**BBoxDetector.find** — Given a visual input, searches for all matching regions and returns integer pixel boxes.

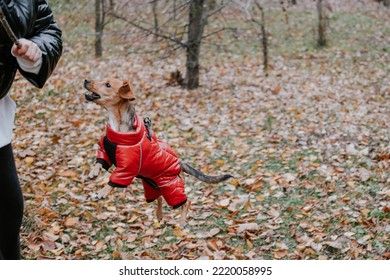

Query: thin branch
[111,11,188,49]
[205,0,234,18]
[202,27,238,41]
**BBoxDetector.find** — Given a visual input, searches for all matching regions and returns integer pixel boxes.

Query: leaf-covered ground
[11,1,389,259]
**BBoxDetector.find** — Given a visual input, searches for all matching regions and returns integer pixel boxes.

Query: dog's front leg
[88,162,102,179]
[88,162,114,201]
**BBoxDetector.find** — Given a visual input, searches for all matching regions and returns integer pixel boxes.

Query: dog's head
[83,78,135,108]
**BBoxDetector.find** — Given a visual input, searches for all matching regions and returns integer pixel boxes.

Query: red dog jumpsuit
[95,114,187,208]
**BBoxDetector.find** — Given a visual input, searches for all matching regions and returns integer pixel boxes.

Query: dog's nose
[84,79,90,84]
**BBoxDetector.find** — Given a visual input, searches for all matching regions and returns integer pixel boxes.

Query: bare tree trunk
[317,0,327,47]
[95,0,104,57]
[257,3,268,75]
[152,0,159,40]
[252,1,269,75]
[185,0,207,90]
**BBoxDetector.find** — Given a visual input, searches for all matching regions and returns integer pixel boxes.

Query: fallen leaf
[42,231,59,242]
[361,209,370,216]
[274,249,288,259]
[173,227,186,237]
[207,240,220,251]
[218,198,230,207]
[58,170,78,177]
[346,144,359,156]
[95,241,105,251]
[124,234,137,243]
[209,228,221,237]
[112,250,121,259]
[357,234,372,245]
[64,217,79,228]
[272,84,281,95]
[237,223,259,233]
[231,179,240,187]
[358,167,371,182]
[25,157,34,166]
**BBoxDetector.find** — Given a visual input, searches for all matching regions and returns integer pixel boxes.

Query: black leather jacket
[0,0,62,99]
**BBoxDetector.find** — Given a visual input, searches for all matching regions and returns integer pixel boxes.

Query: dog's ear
[118,81,135,101]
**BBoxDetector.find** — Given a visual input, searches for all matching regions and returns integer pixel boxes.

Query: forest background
[12,0,389,259]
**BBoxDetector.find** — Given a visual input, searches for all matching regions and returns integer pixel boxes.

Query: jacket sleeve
[19,0,63,88]
[108,166,136,189]
[0,0,62,88]
[108,146,139,188]
[96,136,112,170]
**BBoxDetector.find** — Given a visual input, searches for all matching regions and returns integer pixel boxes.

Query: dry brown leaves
[10,1,390,260]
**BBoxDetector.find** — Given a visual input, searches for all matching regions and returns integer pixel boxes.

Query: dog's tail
[180,162,233,184]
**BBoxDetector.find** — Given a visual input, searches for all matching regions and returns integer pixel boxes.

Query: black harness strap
[143,117,153,141]
[138,117,160,189]
[103,136,117,166]
[136,175,160,190]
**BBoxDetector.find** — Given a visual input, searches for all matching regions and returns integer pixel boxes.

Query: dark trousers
[0,143,23,259]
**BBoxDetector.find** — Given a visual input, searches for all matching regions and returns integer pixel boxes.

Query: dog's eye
[105,83,111,88]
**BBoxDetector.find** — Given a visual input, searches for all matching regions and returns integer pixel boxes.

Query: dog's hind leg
[179,201,191,226]
[156,197,163,221]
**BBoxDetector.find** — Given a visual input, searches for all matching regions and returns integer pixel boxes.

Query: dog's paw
[91,192,100,202]
[88,163,102,180]
[91,185,114,201]
[88,173,98,180]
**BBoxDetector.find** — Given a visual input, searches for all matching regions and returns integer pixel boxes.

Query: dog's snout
[84,79,93,91]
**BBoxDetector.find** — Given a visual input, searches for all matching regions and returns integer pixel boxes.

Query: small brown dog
[84,78,232,224]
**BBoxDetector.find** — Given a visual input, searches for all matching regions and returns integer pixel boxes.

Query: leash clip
[144,117,153,141]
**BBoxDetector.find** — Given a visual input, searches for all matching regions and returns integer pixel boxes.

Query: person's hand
[11,38,42,63]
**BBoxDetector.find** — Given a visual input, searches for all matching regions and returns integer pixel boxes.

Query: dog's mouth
[83,81,101,101]
[84,91,101,101]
